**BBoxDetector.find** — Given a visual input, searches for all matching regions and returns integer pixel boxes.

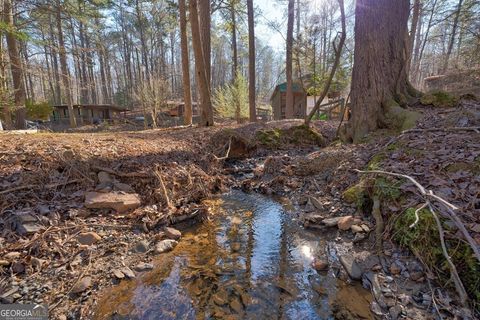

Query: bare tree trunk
[247,0,256,122]
[414,0,437,86]
[411,1,423,78]
[285,0,295,119]
[85,32,97,104]
[198,0,211,87]
[230,1,238,81]
[305,0,345,126]
[48,15,62,104]
[442,0,463,73]
[190,0,213,126]
[135,0,149,80]
[56,0,77,127]
[407,0,421,71]
[344,0,415,142]
[0,32,13,128]
[4,0,27,129]
[179,0,193,125]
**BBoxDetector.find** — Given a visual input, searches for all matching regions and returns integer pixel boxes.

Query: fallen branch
[429,203,468,305]
[154,166,172,208]
[402,126,480,134]
[0,179,84,195]
[355,169,471,304]
[354,169,480,264]
[214,137,232,161]
[409,202,428,228]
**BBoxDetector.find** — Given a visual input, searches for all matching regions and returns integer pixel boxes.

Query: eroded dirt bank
[1,98,479,319]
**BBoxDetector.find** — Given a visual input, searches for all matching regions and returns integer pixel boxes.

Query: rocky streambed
[94,190,373,319]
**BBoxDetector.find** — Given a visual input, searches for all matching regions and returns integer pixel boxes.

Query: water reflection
[95,190,372,320]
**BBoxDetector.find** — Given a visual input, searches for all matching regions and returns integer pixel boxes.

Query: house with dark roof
[270,82,307,120]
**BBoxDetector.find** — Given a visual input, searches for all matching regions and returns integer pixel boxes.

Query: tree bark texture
[285,0,295,119]
[4,0,26,129]
[190,0,214,126]
[346,0,416,143]
[247,0,256,122]
[179,0,193,125]
[56,0,77,128]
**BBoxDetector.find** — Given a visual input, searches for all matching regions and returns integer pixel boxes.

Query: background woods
[0,0,478,129]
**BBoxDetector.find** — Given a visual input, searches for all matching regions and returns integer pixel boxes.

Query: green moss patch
[394,208,480,304]
[420,91,459,108]
[255,125,325,149]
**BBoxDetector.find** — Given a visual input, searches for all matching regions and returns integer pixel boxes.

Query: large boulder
[84,192,141,213]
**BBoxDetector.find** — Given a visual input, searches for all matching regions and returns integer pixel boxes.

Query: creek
[95,190,372,319]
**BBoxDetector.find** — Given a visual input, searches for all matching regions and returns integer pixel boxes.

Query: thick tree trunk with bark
[56,1,77,128]
[247,0,256,122]
[285,0,295,119]
[179,0,193,125]
[344,0,418,143]
[4,0,26,129]
[190,0,214,126]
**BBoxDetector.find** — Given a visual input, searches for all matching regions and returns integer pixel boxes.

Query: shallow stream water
[95,190,372,319]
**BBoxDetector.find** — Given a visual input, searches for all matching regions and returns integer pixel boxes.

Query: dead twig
[213,137,232,161]
[409,202,428,228]
[429,203,468,305]
[154,166,172,208]
[0,179,83,195]
[354,169,480,263]
[402,126,480,134]
[355,169,478,305]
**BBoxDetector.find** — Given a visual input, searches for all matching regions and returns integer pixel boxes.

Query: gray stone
[120,267,136,279]
[339,255,363,280]
[154,239,178,254]
[321,217,342,227]
[37,205,50,215]
[12,214,44,236]
[389,305,403,320]
[85,191,141,213]
[134,240,149,253]
[76,232,101,246]
[112,269,125,279]
[113,182,135,193]
[353,232,367,243]
[134,263,154,272]
[370,301,383,316]
[308,196,324,210]
[164,227,182,240]
[351,225,363,233]
[98,171,113,184]
[71,277,92,294]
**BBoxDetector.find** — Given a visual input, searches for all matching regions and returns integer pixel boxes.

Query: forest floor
[0,98,479,319]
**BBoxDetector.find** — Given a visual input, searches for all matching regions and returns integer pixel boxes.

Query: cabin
[166,101,200,117]
[52,104,126,125]
[270,82,307,120]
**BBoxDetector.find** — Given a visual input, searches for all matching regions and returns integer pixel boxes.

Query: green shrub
[214,74,248,120]
[26,100,53,120]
